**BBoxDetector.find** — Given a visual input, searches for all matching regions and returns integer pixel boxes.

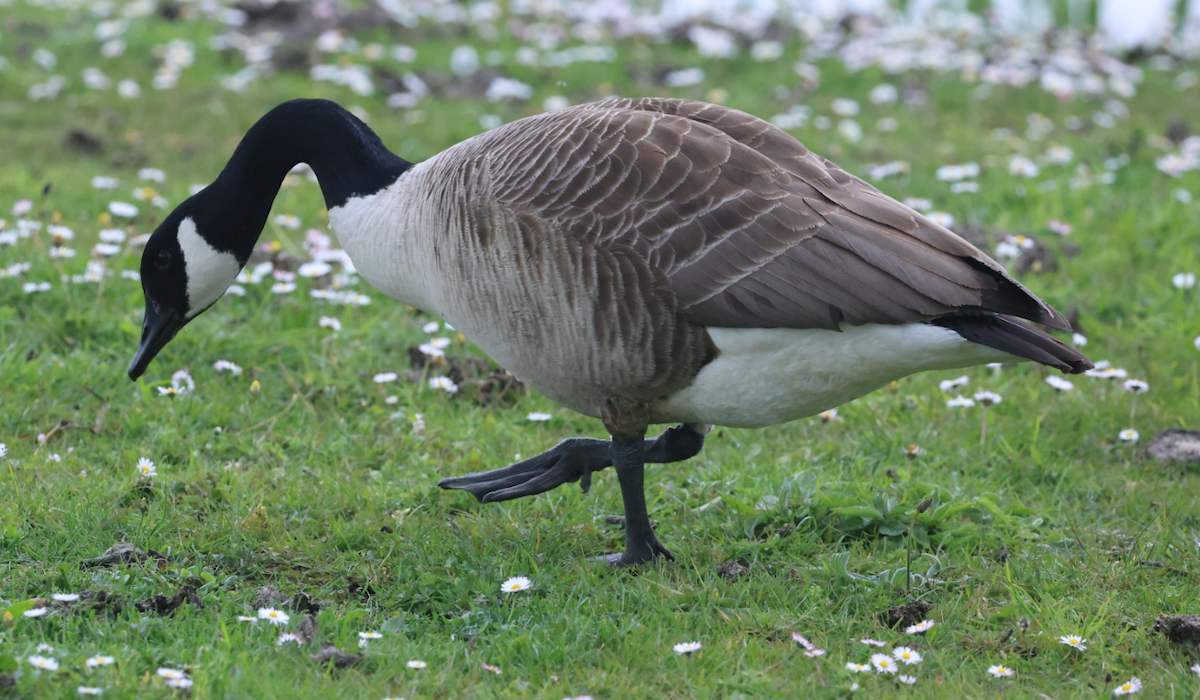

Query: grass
[3,2,1200,698]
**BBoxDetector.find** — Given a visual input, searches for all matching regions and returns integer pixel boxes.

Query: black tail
[932,313,1093,374]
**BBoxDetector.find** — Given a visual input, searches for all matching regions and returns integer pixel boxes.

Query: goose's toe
[438,437,611,502]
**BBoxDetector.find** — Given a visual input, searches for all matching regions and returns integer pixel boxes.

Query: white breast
[653,323,1016,429]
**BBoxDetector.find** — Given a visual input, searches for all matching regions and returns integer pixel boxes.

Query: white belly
[653,324,1015,428]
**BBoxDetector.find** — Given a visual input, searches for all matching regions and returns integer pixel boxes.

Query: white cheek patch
[177,216,241,318]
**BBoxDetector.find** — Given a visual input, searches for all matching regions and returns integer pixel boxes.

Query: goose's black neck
[199,99,411,259]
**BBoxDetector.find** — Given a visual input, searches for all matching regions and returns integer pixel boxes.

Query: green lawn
[3,2,1200,698]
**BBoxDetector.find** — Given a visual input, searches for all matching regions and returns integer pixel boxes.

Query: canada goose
[129,97,1091,566]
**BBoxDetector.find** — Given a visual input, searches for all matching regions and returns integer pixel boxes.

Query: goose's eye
[155,250,171,269]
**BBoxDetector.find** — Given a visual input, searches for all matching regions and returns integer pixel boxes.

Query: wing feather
[482,98,1070,331]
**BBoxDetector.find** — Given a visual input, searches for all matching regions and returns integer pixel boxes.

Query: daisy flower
[213,360,243,375]
[136,458,157,477]
[277,633,302,646]
[319,316,342,331]
[422,321,440,333]
[156,668,185,680]
[939,375,969,391]
[238,615,256,621]
[792,632,815,650]
[1112,677,1141,695]
[24,607,49,618]
[905,444,922,458]
[893,647,922,664]
[28,655,58,671]
[257,607,289,625]
[481,662,502,674]
[1046,376,1074,391]
[973,390,1002,406]
[501,576,531,592]
[271,282,296,294]
[36,643,54,653]
[818,408,837,421]
[1118,429,1139,442]
[52,593,80,602]
[1058,634,1087,650]
[1123,379,1149,393]
[804,649,826,657]
[899,675,917,684]
[77,687,104,695]
[526,412,553,421]
[871,653,898,674]
[845,662,870,673]
[358,631,383,640]
[946,396,976,408]
[905,620,936,635]
[1190,663,1200,677]
[165,678,193,689]
[987,665,1015,678]
[1173,273,1196,289]
[429,376,458,393]
[86,656,115,667]
[860,639,886,647]
[108,201,139,218]
[407,660,427,669]
[373,372,398,383]
[673,642,702,655]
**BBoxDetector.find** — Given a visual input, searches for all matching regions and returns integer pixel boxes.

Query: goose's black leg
[438,423,705,503]
[601,435,673,566]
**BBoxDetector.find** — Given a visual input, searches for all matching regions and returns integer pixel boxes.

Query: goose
[129,97,1092,566]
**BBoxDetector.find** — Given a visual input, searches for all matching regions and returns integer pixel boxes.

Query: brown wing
[482,97,1070,332]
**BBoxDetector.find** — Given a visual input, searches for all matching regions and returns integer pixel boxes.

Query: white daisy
[406,659,427,669]
[1059,634,1087,650]
[24,607,49,618]
[52,593,79,602]
[276,633,302,646]
[429,376,458,393]
[165,678,193,689]
[987,665,1014,678]
[108,201,138,218]
[871,653,898,674]
[319,316,342,331]
[28,655,58,670]
[1123,379,1149,393]
[804,649,826,657]
[481,662,502,674]
[791,632,815,650]
[1118,429,1140,442]
[946,396,976,408]
[818,408,838,421]
[501,576,531,593]
[237,616,255,622]
[845,662,870,673]
[973,391,1002,406]
[85,656,115,667]
[358,632,383,640]
[860,639,886,647]
[673,641,702,655]
[1046,376,1074,391]
[422,321,440,333]
[1172,273,1196,289]
[526,412,552,421]
[77,687,104,695]
[136,458,157,477]
[905,620,936,635]
[892,647,922,664]
[899,675,917,684]
[1112,677,1141,695]
[938,375,969,391]
[156,668,185,680]
[373,372,398,383]
[257,607,289,625]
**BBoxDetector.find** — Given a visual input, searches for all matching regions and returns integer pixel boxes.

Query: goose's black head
[129,197,244,380]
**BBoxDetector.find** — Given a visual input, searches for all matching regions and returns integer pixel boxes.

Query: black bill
[128,302,183,380]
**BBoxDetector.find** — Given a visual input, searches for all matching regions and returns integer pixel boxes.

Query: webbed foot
[438,437,610,503]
